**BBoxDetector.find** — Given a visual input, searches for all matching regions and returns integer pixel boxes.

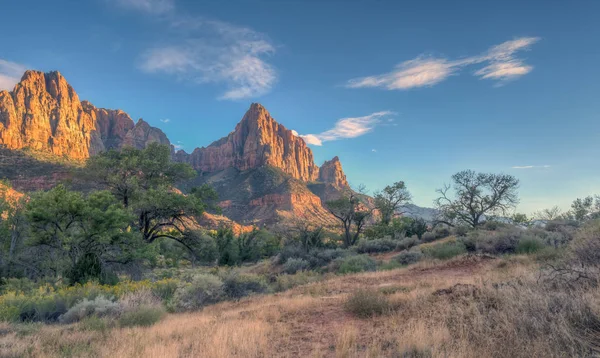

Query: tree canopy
[435,170,519,228]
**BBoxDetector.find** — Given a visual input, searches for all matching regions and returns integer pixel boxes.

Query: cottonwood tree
[85,143,219,258]
[25,185,144,282]
[374,181,412,225]
[326,191,372,247]
[434,170,519,228]
[86,143,195,207]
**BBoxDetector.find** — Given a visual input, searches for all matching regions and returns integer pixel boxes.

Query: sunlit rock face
[0,70,170,159]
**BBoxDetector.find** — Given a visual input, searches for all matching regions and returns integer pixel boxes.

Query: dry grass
[1,254,599,357]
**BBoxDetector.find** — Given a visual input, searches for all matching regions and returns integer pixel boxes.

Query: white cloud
[291,130,299,136]
[298,111,394,146]
[131,5,277,100]
[0,59,27,91]
[346,37,539,90]
[112,0,174,14]
[347,57,455,90]
[512,165,551,169]
[371,149,377,152]
[159,118,171,123]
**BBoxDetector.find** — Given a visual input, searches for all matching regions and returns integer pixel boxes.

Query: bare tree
[374,181,412,225]
[434,170,519,228]
[533,206,563,221]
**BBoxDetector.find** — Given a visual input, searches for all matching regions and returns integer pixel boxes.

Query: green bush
[433,227,451,239]
[283,258,310,274]
[276,244,306,265]
[472,228,522,254]
[396,236,419,251]
[393,251,423,265]
[422,241,466,260]
[517,237,545,254]
[335,255,377,274]
[421,232,437,243]
[344,289,391,318]
[172,274,224,312]
[59,296,119,324]
[220,272,268,300]
[272,272,323,292]
[453,226,470,237]
[151,279,178,302]
[355,238,398,254]
[308,248,351,268]
[118,305,165,328]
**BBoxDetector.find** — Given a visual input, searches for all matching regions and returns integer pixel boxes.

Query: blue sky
[1,0,599,214]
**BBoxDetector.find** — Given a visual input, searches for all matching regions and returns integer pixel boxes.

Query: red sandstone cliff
[176,103,320,182]
[0,70,170,159]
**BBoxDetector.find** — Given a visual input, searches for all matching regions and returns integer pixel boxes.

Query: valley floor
[4,253,593,358]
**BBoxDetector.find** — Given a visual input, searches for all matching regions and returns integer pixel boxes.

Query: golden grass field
[1,254,598,358]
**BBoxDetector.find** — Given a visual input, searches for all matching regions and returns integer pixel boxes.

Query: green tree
[374,181,412,225]
[435,170,519,228]
[85,143,195,207]
[25,185,143,283]
[511,213,532,227]
[85,144,218,259]
[326,192,372,248]
[406,218,428,240]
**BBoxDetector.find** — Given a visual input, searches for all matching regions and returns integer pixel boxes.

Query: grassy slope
[3,252,585,358]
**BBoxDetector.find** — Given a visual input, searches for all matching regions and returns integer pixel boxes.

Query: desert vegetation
[1,144,600,357]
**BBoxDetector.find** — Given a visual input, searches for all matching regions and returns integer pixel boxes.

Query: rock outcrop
[177,103,320,182]
[0,70,169,159]
[318,156,349,188]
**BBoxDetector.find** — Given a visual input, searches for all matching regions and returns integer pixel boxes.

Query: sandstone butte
[0,70,349,190]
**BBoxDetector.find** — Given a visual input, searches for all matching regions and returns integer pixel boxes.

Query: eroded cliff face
[0,70,169,159]
[318,156,349,188]
[179,103,320,182]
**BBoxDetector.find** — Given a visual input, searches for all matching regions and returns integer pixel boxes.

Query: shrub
[422,241,466,260]
[308,248,351,268]
[517,237,545,254]
[355,238,398,254]
[393,251,423,266]
[59,296,119,324]
[433,227,451,239]
[150,279,178,302]
[453,226,470,237]
[283,258,310,274]
[272,272,323,292]
[276,243,306,265]
[172,274,224,312]
[118,305,165,328]
[421,232,437,243]
[344,289,391,318]
[473,228,522,254]
[396,236,419,251]
[335,255,377,274]
[220,272,268,300]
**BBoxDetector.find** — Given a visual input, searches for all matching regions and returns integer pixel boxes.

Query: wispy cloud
[159,118,171,123]
[512,165,551,169]
[112,0,174,14]
[346,37,539,90]
[371,149,377,152]
[298,111,394,146]
[116,0,277,100]
[0,59,27,91]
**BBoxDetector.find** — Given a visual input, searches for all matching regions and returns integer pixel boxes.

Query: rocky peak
[122,118,171,150]
[0,70,170,159]
[180,103,320,182]
[319,156,349,188]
